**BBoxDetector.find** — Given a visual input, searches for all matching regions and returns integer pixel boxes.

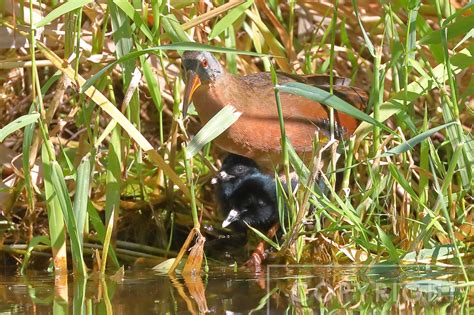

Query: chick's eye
[234,166,244,174]
[200,59,208,68]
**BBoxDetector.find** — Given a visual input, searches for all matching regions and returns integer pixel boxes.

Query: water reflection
[0,265,472,314]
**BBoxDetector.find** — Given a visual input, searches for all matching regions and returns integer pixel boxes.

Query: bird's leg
[244,223,280,271]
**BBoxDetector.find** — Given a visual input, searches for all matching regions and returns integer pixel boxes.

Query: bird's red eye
[201,59,208,68]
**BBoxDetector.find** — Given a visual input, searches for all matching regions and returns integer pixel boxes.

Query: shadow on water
[1,265,473,314]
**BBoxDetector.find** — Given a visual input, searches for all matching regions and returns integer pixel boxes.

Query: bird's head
[182,51,224,117]
[211,154,260,185]
[222,193,277,230]
[221,175,278,230]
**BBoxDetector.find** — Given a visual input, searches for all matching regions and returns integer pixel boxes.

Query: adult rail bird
[182,51,368,165]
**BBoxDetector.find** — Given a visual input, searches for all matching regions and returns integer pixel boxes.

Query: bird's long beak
[222,209,240,228]
[183,70,201,118]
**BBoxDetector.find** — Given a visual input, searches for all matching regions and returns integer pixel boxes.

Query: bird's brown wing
[319,85,369,111]
[276,72,369,111]
[237,72,368,114]
[281,73,352,87]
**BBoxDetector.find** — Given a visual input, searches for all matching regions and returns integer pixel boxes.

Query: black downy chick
[222,174,279,232]
[212,154,261,219]
[213,154,279,233]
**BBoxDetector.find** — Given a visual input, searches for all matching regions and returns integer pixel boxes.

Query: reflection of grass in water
[2,267,472,313]
[0,1,472,281]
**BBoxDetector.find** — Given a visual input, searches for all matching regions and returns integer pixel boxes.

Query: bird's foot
[244,241,267,272]
[244,223,280,272]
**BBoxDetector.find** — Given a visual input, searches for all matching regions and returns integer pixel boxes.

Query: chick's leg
[244,223,280,271]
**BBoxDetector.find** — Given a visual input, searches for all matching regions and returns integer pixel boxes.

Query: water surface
[1,265,472,314]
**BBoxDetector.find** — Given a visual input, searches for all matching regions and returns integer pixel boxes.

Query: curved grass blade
[375,224,401,263]
[419,14,474,45]
[351,0,375,57]
[246,223,281,250]
[0,113,40,142]
[34,0,93,28]
[73,155,91,247]
[42,145,68,274]
[51,161,87,276]
[186,105,241,159]
[209,0,253,40]
[20,236,51,275]
[100,206,115,275]
[277,82,394,135]
[87,202,120,267]
[382,121,458,157]
[182,0,247,31]
[388,164,419,201]
[82,42,269,91]
[112,0,153,41]
[454,28,474,50]
[162,14,192,43]
[246,8,291,72]
[287,138,310,182]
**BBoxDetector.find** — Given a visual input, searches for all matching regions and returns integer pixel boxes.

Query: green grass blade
[72,277,87,315]
[277,82,394,135]
[41,144,68,274]
[104,126,121,238]
[34,0,93,28]
[454,28,474,50]
[140,53,163,113]
[406,2,420,60]
[375,224,401,263]
[246,223,281,250]
[20,236,51,275]
[101,206,115,275]
[22,107,37,225]
[287,138,310,182]
[111,0,153,41]
[182,145,199,228]
[387,164,419,202]
[72,155,91,247]
[186,105,241,158]
[82,43,268,91]
[440,143,464,200]
[382,121,458,157]
[419,14,474,45]
[0,113,40,142]
[51,161,87,276]
[22,73,62,216]
[109,0,134,79]
[162,14,192,42]
[351,0,375,57]
[208,0,253,40]
[87,202,120,267]
[430,149,469,281]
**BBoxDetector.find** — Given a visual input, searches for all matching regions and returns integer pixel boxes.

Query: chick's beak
[222,209,240,228]
[183,70,201,118]
[218,171,234,180]
[211,171,235,185]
